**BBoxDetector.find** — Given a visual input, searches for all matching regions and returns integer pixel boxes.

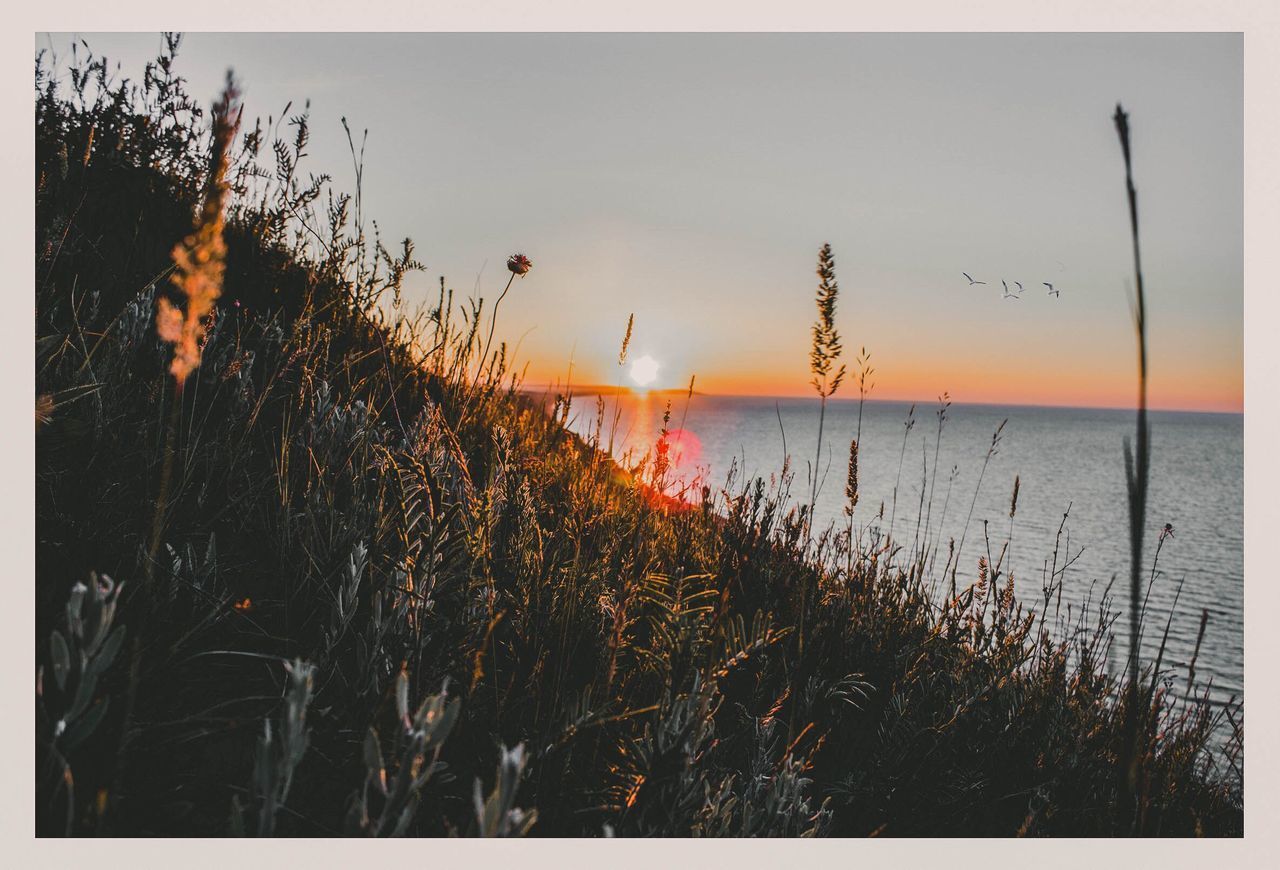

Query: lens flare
[664,428,702,470]
[629,355,660,387]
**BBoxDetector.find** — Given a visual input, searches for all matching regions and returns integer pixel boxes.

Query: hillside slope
[34,40,1241,837]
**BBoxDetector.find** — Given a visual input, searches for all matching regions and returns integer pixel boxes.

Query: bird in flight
[1001,279,1021,300]
[963,272,986,286]
[1044,282,1060,297]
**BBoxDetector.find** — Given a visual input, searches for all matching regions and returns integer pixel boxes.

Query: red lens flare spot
[664,428,702,470]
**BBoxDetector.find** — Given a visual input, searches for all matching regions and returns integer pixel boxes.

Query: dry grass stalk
[1114,102,1152,830]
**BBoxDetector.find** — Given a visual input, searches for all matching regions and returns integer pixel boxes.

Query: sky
[43,32,1243,412]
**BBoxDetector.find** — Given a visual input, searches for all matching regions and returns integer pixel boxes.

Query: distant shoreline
[521,384,706,398]
[518,385,1241,416]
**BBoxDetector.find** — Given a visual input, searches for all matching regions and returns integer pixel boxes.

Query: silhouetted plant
[346,673,461,836]
[231,659,315,836]
[36,573,126,835]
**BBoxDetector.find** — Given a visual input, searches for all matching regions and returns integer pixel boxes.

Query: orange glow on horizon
[695,367,1243,413]
[523,359,1242,414]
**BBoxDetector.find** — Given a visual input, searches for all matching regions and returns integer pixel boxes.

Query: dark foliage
[34,38,1241,837]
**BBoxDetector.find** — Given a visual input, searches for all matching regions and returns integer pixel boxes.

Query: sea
[560,392,1244,714]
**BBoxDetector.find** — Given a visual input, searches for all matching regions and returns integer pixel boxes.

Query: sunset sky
[46,32,1243,412]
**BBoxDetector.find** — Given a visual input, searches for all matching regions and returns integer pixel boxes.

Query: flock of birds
[963,272,1061,300]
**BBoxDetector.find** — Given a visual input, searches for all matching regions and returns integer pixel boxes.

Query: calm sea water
[563,393,1243,711]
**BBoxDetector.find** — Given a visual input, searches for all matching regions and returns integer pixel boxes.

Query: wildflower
[507,253,532,276]
[157,75,241,387]
[477,252,534,385]
[1159,523,1175,542]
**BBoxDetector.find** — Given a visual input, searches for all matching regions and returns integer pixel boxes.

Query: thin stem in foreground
[1114,101,1151,833]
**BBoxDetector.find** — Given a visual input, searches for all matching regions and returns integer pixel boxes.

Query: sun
[629,354,660,388]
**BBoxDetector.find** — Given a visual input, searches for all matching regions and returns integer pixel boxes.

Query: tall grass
[802,243,846,659]
[1113,102,1153,833]
[806,242,847,538]
[33,39,1240,837]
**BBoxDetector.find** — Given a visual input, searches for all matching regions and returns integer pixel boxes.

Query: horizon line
[520,383,1243,416]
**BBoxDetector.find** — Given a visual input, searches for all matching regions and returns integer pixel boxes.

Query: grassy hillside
[34,38,1241,837]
